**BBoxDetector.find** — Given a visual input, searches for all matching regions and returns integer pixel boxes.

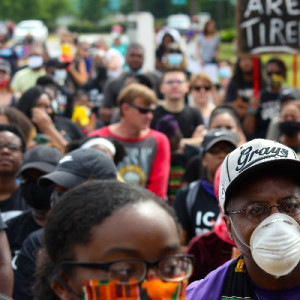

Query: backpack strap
[186,180,201,218]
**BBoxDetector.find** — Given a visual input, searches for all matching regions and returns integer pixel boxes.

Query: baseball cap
[0,60,11,74]
[18,145,63,175]
[279,87,300,102]
[219,139,300,212]
[45,58,69,69]
[202,129,239,153]
[39,148,117,188]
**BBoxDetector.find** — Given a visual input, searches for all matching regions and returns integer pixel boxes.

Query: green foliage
[0,0,71,24]
[219,28,236,43]
[68,20,126,33]
[82,0,109,23]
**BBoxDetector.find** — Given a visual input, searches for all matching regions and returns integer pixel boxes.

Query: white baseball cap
[219,139,300,212]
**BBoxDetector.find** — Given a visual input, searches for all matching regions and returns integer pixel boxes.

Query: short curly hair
[0,123,26,152]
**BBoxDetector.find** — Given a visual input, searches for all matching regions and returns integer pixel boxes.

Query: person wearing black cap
[173,128,238,245]
[5,145,62,266]
[44,58,69,84]
[39,147,117,191]
[13,148,117,300]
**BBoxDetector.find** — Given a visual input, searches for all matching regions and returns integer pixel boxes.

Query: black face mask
[279,121,300,137]
[21,179,53,209]
[50,189,65,205]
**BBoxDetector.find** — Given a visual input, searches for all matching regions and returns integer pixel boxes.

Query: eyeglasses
[207,144,235,155]
[0,142,22,152]
[128,102,155,114]
[60,254,193,285]
[163,80,186,85]
[193,86,211,92]
[225,199,300,222]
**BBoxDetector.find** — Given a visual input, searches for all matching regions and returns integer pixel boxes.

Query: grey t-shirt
[198,34,220,64]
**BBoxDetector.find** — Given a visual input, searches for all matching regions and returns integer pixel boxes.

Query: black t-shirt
[225,78,254,103]
[0,187,28,222]
[173,180,220,242]
[255,90,280,138]
[13,228,43,300]
[6,210,41,263]
[151,105,204,138]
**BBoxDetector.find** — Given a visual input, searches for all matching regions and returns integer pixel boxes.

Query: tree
[0,0,71,23]
[81,0,108,22]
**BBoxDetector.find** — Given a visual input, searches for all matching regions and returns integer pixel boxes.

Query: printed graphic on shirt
[260,100,280,120]
[194,210,221,236]
[117,147,153,186]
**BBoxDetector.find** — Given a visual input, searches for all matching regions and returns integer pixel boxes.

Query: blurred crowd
[0,17,299,300]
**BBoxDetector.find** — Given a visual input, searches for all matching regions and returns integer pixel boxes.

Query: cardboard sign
[237,0,300,54]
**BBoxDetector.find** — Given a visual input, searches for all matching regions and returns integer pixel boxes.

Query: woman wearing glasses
[34,180,192,300]
[189,73,216,129]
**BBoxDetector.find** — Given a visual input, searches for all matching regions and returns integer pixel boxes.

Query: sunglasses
[267,71,282,76]
[128,102,155,114]
[193,86,211,91]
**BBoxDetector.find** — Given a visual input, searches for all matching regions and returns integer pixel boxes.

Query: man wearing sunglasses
[89,83,170,200]
[151,69,204,145]
[187,138,300,299]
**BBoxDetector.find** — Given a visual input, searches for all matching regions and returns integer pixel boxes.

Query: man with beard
[5,145,62,268]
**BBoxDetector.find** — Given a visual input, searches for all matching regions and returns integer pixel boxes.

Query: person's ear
[159,83,165,95]
[121,103,130,115]
[224,214,234,241]
[202,153,207,168]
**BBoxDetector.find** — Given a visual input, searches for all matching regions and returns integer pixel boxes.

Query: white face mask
[28,55,44,69]
[53,69,67,84]
[250,213,300,277]
[231,213,300,278]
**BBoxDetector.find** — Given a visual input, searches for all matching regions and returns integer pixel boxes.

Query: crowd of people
[0,18,299,300]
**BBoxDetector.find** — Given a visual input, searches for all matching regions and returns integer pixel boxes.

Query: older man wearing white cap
[187,138,300,299]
